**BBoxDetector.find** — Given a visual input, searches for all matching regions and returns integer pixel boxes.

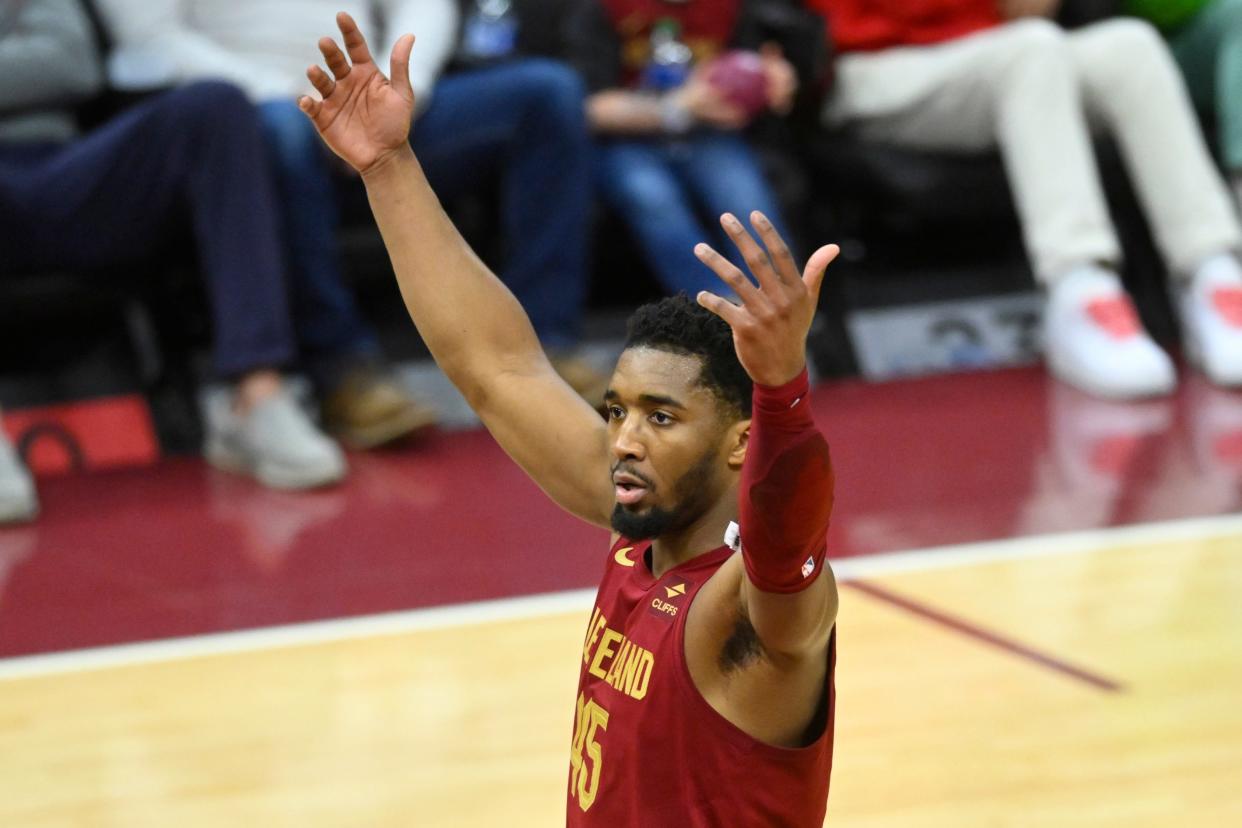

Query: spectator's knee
[612,164,680,207]
[180,80,253,119]
[1004,17,1068,52]
[989,18,1072,86]
[148,81,256,147]
[259,102,324,169]
[513,58,587,120]
[1081,18,1177,90]
[1090,17,1166,57]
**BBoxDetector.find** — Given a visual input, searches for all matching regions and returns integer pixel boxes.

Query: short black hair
[623,294,752,418]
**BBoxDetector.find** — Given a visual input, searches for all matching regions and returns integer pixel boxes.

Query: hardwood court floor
[0,521,1238,827]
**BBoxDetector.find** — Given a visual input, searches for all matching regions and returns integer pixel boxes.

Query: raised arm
[695,215,840,658]
[299,14,613,527]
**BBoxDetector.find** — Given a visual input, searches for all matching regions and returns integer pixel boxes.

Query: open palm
[299,12,416,174]
[694,212,840,387]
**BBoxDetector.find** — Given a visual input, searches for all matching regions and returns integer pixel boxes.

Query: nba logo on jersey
[802,556,816,579]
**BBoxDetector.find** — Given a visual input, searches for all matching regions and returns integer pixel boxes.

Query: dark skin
[605,347,745,572]
[606,348,835,747]
[298,13,840,749]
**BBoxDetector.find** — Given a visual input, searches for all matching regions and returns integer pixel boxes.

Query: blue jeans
[413,59,592,350]
[1,82,296,378]
[259,99,380,377]
[596,133,792,298]
[259,58,592,360]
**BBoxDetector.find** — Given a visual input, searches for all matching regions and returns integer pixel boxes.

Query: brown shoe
[550,353,611,411]
[321,369,438,449]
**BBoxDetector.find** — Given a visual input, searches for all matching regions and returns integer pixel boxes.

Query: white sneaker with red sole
[1180,256,1242,388]
[1044,267,1176,400]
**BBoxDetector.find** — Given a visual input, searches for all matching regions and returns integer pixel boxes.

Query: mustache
[610,462,655,489]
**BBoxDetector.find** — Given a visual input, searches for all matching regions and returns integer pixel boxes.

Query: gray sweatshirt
[96,0,458,111]
[0,0,104,143]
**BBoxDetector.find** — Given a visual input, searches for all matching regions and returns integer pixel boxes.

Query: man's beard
[610,448,719,540]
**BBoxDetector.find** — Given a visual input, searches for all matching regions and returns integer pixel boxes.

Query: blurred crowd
[2,0,1242,523]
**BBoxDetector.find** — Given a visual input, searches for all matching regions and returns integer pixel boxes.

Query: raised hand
[694,213,840,387]
[299,12,416,174]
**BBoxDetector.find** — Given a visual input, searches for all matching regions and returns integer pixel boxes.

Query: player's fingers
[802,244,841,299]
[319,36,351,80]
[390,34,416,99]
[749,211,801,288]
[306,64,335,99]
[337,11,375,66]
[298,94,322,120]
[696,290,746,328]
[720,213,782,291]
[694,242,763,306]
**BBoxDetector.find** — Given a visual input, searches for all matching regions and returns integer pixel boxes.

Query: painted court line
[829,511,1242,581]
[0,588,597,682]
[844,580,1124,693]
[0,512,1237,682]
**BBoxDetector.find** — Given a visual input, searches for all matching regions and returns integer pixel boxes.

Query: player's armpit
[743,565,838,662]
[469,358,616,531]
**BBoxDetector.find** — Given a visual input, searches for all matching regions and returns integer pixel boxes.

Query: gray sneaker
[0,431,38,524]
[205,389,347,490]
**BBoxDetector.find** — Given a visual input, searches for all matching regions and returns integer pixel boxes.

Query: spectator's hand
[999,0,1062,19]
[760,43,798,116]
[299,12,415,175]
[694,212,840,387]
[673,68,750,131]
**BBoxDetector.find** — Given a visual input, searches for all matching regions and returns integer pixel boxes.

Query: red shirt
[601,0,742,87]
[567,536,836,826]
[809,0,1002,52]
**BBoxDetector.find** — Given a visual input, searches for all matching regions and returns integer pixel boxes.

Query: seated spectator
[0,0,346,523]
[99,0,609,408]
[811,0,1242,396]
[1125,1,1242,198]
[566,0,802,299]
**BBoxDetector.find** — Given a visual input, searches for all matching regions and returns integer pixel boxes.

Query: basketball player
[298,13,839,825]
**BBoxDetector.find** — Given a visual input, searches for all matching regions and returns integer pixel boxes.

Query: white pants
[824,18,1242,284]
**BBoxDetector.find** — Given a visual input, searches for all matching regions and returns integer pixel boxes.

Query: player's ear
[726,419,750,471]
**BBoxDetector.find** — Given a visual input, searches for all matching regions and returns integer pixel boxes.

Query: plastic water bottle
[641,19,693,92]
[461,0,519,62]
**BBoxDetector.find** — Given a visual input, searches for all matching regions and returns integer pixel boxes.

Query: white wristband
[660,95,694,135]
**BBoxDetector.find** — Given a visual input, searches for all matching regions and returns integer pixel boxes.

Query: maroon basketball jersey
[566,536,836,826]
